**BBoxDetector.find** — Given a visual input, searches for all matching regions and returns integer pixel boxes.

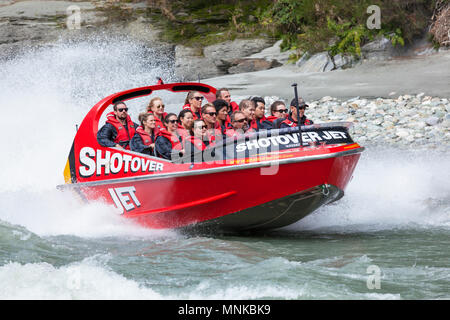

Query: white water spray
[0,37,177,238]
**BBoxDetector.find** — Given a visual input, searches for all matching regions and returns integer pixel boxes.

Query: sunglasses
[276,109,288,113]
[193,96,204,101]
[166,119,177,124]
[117,108,128,112]
[195,125,207,130]
[205,112,217,116]
[155,105,165,109]
[234,118,247,123]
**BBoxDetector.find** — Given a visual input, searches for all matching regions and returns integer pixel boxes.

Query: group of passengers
[97,88,313,161]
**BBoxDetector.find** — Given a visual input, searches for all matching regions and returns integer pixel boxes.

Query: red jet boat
[58,82,364,232]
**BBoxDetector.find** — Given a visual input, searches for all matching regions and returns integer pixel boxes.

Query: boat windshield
[175,122,355,164]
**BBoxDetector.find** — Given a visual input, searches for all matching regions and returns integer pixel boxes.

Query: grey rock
[296,52,333,73]
[227,58,282,74]
[425,116,440,126]
[203,38,273,63]
[174,45,221,81]
[248,39,294,65]
[295,52,310,68]
[361,36,406,60]
[332,53,358,69]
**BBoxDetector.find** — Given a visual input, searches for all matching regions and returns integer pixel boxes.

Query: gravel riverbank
[288,94,450,149]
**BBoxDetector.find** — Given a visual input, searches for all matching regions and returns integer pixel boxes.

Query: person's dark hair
[216,88,229,99]
[251,96,265,106]
[290,97,308,108]
[213,99,228,113]
[178,109,193,123]
[164,113,177,123]
[270,101,286,115]
[113,101,126,111]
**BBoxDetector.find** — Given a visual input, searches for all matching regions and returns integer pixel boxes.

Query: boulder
[174,38,276,79]
[174,45,222,81]
[361,36,406,60]
[247,39,295,65]
[203,38,273,64]
[227,58,282,74]
[296,52,333,73]
[332,53,358,69]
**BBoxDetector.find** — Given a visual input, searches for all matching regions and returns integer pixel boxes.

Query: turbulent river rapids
[0,37,448,299]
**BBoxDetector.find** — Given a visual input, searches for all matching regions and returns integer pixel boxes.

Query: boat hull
[68,150,361,231]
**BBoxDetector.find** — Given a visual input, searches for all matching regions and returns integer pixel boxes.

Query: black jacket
[154,134,185,161]
[130,131,156,156]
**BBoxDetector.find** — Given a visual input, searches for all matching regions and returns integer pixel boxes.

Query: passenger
[184,119,214,162]
[251,96,272,131]
[130,112,157,156]
[239,99,256,130]
[201,103,223,144]
[177,109,194,140]
[201,103,217,130]
[213,99,232,135]
[280,97,314,129]
[147,97,167,132]
[182,91,204,120]
[269,101,288,129]
[154,113,185,160]
[97,101,138,150]
[225,111,248,137]
[216,87,239,113]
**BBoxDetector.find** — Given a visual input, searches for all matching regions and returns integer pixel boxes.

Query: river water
[0,37,448,300]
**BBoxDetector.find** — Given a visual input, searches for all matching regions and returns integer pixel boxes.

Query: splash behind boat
[57,82,364,232]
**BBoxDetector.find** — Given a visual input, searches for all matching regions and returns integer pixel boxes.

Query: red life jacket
[216,119,232,135]
[230,101,239,112]
[281,116,313,127]
[177,126,192,141]
[147,110,167,133]
[106,112,136,149]
[182,104,202,120]
[135,126,155,146]
[225,128,246,138]
[158,128,183,150]
[248,119,258,130]
[265,115,279,123]
[304,118,313,125]
[185,135,209,152]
